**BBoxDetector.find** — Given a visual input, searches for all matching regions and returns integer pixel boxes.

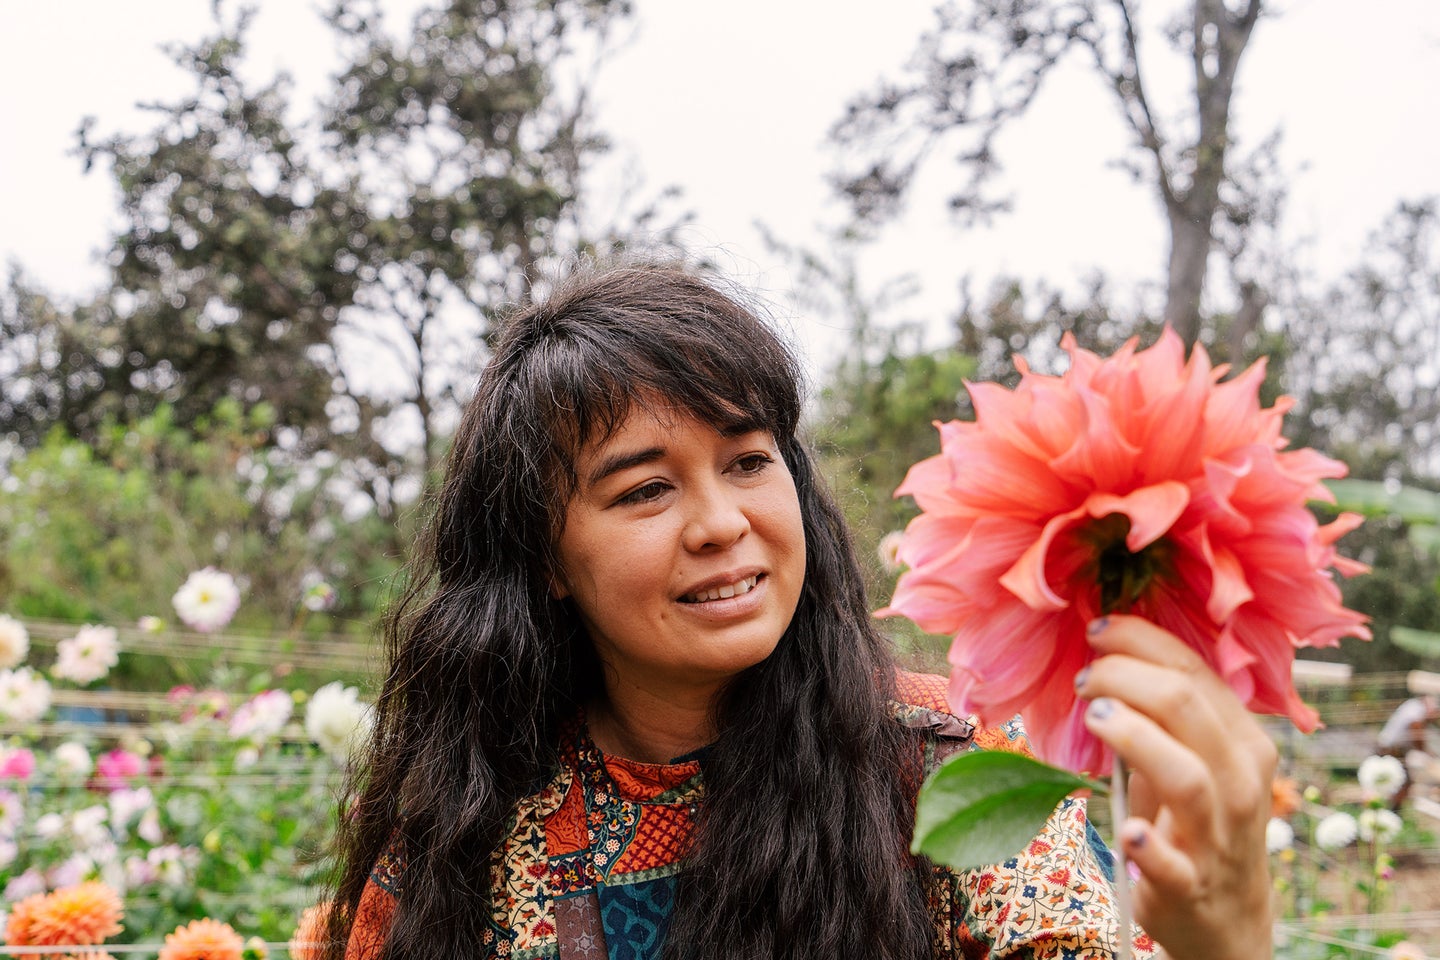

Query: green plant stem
[1111,756,1134,960]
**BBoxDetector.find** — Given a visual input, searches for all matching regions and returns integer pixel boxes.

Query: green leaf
[1391,625,1440,657]
[1409,523,1440,557]
[912,750,1107,870]
[1325,479,1440,524]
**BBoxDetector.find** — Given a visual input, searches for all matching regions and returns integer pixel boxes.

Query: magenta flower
[94,749,145,790]
[0,748,35,781]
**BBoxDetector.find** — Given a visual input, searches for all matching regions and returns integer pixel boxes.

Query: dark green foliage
[0,400,407,634]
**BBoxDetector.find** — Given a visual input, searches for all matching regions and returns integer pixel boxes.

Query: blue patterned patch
[1085,818,1116,884]
[597,876,677,960]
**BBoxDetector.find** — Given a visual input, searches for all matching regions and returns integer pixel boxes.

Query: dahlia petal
[947,435,1076,519]
[1231,448,1322,511]
[887,516,1041,633]
[1198,359,1278,460]
[1192,455,1254,538]
[1203,357,1270,456]
[1228,616,1322,732]
[1083,482,1190,552]
[1331,555,1370,578]
[876,574,977,637]
[933,516,1043,587]
[1194,524,1255,624]
[1137,336,1212,483]
[1274,447,1350,496]
[1213,627,1259,693]
[1317,513,1370,576]
[1049,387,1143,490]
[968,381,1061,463]
[947,603,1071,721]
[894,513,979,571]
[998,508,1088,611]
[895,450,961,512]
[1317,512,1365,544]
[1024,379,1089,461]
[1139,561,1231,673]
[1009,636,1102,773]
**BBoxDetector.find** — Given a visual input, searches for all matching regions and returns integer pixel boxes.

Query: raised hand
[1075,614,1277,960]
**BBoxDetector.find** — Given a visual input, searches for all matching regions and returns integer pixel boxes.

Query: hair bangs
[494,262,803,525]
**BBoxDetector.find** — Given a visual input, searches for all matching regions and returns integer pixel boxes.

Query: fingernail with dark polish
[1086,697,1115,720]
[1073,666,1090,690]
[1125,824,1147,849]
[1087,617,1109,636]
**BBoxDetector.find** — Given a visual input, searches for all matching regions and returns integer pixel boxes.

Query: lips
[679,572,763,604]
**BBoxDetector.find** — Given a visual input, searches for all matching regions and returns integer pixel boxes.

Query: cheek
[763,490,808,580]
[562,528,674,609]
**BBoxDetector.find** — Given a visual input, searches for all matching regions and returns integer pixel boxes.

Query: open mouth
[680,574,762,604]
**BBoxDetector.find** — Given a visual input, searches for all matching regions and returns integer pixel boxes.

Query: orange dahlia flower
[158,918,244,960]
[880,330,1370,774]
[3,881,123,948]
[1271,775,1303,818]
[288,902,331,960]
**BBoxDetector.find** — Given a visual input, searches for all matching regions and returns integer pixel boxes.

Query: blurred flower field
[0,573,367,957]
[6,578,1440,956]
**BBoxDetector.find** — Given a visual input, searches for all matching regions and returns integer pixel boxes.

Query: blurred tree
[18,14,360,456]
[1,0,675,514]
[319,0,666,487]
[1280,200,1440,486]
[830,0,1271,347]
[1,0,685,628]
[762,231,967,662]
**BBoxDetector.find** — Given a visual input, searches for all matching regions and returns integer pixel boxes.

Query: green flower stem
[1111,756,1134,960]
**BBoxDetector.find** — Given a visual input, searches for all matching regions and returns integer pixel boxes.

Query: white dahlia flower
[172,567,241,632]
[0,667,52,723]
[54,741,94,778]
[0,615,29,669]
[1358,754,1407,800]
[1358,807,1404,844]
[1265,818,1294,853]
[54,624,120,685]
[305,681,373,760]
[1315,811,1359,851]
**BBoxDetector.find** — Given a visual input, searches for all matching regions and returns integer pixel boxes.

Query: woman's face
[553,407,807,703]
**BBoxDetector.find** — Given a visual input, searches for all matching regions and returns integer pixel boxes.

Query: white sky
[1,0,1437,374]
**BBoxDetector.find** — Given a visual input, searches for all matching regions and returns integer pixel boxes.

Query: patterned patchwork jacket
[344,671,1156,960]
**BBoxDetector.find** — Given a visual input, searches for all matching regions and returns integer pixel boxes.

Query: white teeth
[685,575,758,603]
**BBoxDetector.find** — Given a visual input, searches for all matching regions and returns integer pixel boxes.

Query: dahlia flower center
[1084,513,1174,615]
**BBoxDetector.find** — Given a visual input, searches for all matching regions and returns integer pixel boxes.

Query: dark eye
[733,453,774,475]
[617,481,669,506]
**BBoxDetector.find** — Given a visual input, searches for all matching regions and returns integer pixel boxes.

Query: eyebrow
[581,420,773,489]
[586,446,666,488]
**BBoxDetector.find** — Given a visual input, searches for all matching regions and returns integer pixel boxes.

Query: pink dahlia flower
[879,330,1370,774]
[93,749,145,791]
[0,747,35,781]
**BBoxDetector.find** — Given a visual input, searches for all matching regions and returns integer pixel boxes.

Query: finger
[1083,695,1214,840]
[1128,769,1159,822]
[1077,653,1237,778]
[1086,615,1252,727]
[1119,816,1200,900]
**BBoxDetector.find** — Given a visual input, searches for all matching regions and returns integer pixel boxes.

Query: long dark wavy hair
[324,260,935,960]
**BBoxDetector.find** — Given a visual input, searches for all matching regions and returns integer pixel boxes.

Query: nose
[681,480,751,552]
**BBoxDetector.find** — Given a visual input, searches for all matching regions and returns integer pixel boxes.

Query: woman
[325,260,1275,960]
